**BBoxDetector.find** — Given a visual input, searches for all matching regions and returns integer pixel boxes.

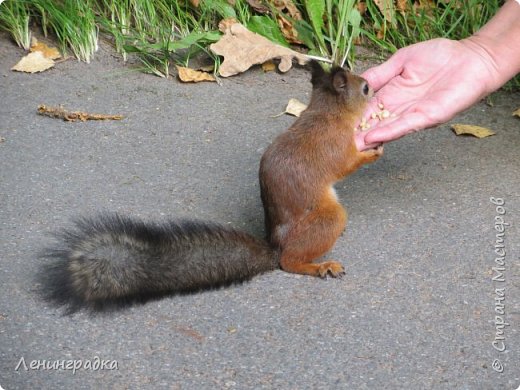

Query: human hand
[355,38,500,151]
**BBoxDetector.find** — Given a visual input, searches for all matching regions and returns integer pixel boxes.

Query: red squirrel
[38,61,382,312]
[260,61,383,277]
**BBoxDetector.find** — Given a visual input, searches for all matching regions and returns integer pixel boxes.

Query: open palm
[356,38,498,150]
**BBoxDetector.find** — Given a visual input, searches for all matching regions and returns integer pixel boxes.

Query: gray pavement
[1,34,519,389]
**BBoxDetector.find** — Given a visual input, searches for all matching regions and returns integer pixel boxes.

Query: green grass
[0,0,516,89]
[296,0,362,68]
[363,0,502,52]
[0,0,31,49]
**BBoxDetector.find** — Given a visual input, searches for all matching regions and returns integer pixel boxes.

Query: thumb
[361,51,405,92]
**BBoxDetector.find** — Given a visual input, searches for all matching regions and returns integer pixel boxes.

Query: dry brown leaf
[176,66,215,83]
[513,108,520,118]
[262,60,276,72]
[271,0,302,20]
[451,124,495,138]
[396,0,408,13]
[218,17,239,33]
[37,105,124,122]
[357,2,367,15]
[247,0,269,13]
[417,0,436,9]
[413,0,436,17]
[12,51,55,73]
[30,37,61,60]
[376,23,386,40]
[270,0,302,43]
[277,15,302,44]
[210,22,308,77]
[373,0,395,24]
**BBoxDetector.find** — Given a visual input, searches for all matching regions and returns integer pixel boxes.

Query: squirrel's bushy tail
[38,214,279,313]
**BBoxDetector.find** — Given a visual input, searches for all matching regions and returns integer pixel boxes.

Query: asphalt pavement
[1,34,519,389]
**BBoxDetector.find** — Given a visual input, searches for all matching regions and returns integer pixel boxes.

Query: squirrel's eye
[362,83,369,96]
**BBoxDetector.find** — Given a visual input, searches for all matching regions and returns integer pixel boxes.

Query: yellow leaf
[176,66,215,83]
[210,22,308,77]
[262,61,276,72]
[12,51,55,73]
[451,124,495,138]
[30,37,61,60]
[513,108,520,117]
[285,98,307,117]
[273,98,308,118]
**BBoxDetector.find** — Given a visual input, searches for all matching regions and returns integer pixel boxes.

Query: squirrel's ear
[331,68,348,92]
[309,60,327,87]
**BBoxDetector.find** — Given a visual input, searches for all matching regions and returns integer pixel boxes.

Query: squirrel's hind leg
[279,197,347,278]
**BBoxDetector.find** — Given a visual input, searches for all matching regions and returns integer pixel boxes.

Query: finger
[364,112,430,144]
[355,131,381,151]
[361,52,405,92]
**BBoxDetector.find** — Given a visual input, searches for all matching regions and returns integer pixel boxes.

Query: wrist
[459,37,506,95]
[462,0,520,93]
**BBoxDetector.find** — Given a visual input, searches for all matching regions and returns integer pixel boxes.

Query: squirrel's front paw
[361,145,383,163]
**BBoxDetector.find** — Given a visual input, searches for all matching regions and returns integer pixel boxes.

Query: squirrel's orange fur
[260,62,383,277]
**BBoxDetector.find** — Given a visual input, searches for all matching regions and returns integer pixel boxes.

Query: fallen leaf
[176,66,215,83]
[373,0,395,24]
[218,17,239,33]
[451,124,495,138]
[37,105,124,122]
[357,2,367,15]
[262,60,276,72]
[247,0,270,13]
[227,326,237,334]
[277,14,302,44]
[210,22,308,77]
[12,51,55,73]
[271,0,301,19]
[273,98,307,117]
[413,0,436,17]
[396,0,408,13]
[513,108,520,117]
[197,64,215,73]
[30,37,61,60]
[376,23,386,40]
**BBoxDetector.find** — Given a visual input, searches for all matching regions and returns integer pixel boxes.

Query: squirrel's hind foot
[281,260,345,278]
[318,261,345,278]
